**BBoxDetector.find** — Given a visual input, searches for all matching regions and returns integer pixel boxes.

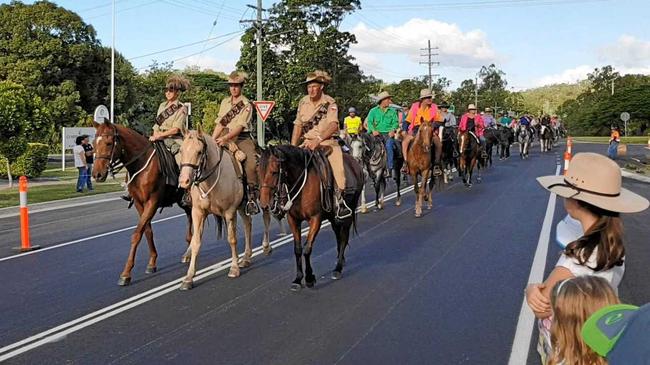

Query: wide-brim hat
[536,152,649,213]
[485,107,493,112]
[165,75,190,92]
[302,70,331,85]
[419,88,434,99]
[227,71,247,84]
[467,104,477,110]
[376,91,391,103]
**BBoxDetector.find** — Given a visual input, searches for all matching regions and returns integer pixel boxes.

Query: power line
[170,31,243,64]
[360,0,607,11]
[128,30,244,60]
[85,0,162,20]
[420,40,440,90]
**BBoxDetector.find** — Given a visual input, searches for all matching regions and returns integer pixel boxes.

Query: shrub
[0,143,49,178]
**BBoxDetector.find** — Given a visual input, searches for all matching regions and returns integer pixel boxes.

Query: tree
[477,64,508,112]
[450,79,477,114]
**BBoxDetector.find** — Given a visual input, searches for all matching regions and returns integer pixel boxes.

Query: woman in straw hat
[526,152,649,361]
[402,88,443,175]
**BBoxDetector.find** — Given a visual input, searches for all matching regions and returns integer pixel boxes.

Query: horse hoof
[361,207,368,214]
[331,271,342,280]
[180,256,190,264]
[145,266,157,274]
[117,277,131,286]
[477,178,482,183]
[238,259,252,268]
[290,283,302,292]
[263,245,273,256]
[179,280,193,291]
[305,280,316,288]
[228,267,240,278]
[395,199,401,207]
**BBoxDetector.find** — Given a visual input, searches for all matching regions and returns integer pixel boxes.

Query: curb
[621,169,650,184]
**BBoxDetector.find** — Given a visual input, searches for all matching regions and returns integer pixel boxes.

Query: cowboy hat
[376,91,391,103]
[302,70,331,85]
[485,107,493,112]
[467,104,477,110]
[419,88,434,99]
[537,152,649,213]
[227,71,248,84]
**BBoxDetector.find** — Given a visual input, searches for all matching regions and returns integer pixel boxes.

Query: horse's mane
[113,123,150,145]
[260,144,308,175]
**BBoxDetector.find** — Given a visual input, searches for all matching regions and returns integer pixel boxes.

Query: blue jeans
[608,141,618,159]
[77,167,87,192]
[85,163,93,190]
[384,135,395,170]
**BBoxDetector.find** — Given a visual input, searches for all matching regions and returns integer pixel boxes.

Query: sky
[5,0,650,90]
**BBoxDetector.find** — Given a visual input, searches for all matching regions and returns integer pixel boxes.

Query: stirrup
[336,198,353,219]
[433,165,442,176]
[245,199,260,216]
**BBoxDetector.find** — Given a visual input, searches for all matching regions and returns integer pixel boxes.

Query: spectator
[82,135,94,191]
[546,276,619,365]
[527,152,649,361]
[608,125,621,160]
[582,301,650,364]
[73,136,87,193]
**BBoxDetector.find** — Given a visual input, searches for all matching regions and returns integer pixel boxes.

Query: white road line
[0,185,416,361]
[508,164,560,365]
[0,214,186,263]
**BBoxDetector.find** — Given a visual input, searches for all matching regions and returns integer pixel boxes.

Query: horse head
[178,130,208,189]
[418,120,433,152]
[92,119,123,182]
[258,146,285,212]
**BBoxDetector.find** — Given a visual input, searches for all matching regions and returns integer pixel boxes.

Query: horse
[92,120,192,286]
[258,145,364,290]
[360,133,389,210]
[483,127,499,167]
[539,123,554,152]
[349,134,368,213]
[441,126,460,184]
[458,130,481,188]
[177,130,273,290]
[518,124,532,159]
[497,126,514,160]
[406,120,434,217]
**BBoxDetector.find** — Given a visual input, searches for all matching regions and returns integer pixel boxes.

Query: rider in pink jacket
[458,104,488,158]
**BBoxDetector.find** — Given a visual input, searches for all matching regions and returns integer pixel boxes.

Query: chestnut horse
[92,120,193,286]
[406,120,434,217]
[258,145,364,291]
[458,131,481,187]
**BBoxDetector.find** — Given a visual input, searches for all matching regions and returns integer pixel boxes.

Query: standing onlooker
[82,135,94,191]
[608,125,621,160]
[73,136,87,193]
[547,276,620,365]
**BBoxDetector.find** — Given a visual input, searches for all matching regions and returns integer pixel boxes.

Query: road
[0,142,648,364]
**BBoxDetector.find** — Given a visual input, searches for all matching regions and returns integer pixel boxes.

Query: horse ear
[92,121,100,128]
[196,124,203,135]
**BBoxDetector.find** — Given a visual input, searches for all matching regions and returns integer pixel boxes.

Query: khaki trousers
[320,139,346,191]
[235,138,258,186]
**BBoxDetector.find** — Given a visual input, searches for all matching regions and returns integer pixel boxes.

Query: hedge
[0,143,49,178]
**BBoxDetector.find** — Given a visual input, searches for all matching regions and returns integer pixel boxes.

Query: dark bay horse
[459,131,481,187]
[406,120,434,217]
[92,120,192,286]
[441,126,459,184]
[258,145,364,290]
[361,133,388,210]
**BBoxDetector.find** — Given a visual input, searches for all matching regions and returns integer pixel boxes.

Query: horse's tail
[214,215,224,240]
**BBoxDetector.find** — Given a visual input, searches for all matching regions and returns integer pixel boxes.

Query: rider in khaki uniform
[211,71,259,215]
[291,70,352,219]
[151,75,189,166]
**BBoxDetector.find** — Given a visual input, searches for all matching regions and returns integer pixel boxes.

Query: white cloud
[174,55,235,72]
[349,18,499,68]
[598,35,650,68]
[532,65,594,86]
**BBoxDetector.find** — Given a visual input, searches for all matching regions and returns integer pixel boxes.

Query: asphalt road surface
[0,142,648,364]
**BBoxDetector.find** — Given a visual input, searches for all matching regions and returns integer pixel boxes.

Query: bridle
[95,124,152,177]
[260,149,311,217]
[179,135,222,198]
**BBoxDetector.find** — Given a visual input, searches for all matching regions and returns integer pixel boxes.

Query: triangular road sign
[253,101,275,122]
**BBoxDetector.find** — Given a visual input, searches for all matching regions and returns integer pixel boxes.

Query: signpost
[94,105,110,123]
[253,101,275,122]
[620,112,630,137]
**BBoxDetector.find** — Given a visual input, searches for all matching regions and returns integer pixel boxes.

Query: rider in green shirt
[365,91,399,170]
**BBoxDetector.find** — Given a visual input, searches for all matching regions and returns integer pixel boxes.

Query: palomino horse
[258,145,364,290]
[361,133,388,210]
[177,130,272,290]
[406,120,434,217]
[92,120,193,286]
[518,124,533,159]
[458,131,481,187]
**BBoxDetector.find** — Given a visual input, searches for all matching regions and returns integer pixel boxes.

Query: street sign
[253,101,275,122]
[620,112,630,122]
[61,127,96,171]
[93,105,110,123]
[448,104,455,114]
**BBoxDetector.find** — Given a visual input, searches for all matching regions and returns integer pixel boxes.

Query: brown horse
[406,120,434,217]
[177,130,272,290]
[458,131,481,188]
[258,145,364,291]
[92,120,193,286]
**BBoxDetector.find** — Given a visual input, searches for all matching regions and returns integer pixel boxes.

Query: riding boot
[335,189,352,219]
[245,184,260,216]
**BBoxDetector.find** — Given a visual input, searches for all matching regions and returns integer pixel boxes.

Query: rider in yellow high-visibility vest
[344,107,362,137]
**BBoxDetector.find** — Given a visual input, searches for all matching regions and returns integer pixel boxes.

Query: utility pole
[419,40,439,90]
[110,0,115,123]
[474,75,478,107]
[241,1,266,147]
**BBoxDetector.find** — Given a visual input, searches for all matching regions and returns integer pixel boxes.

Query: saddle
[468,131,480,145]
[153,141,179,187]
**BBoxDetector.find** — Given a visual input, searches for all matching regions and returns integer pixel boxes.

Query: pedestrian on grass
[73,136,87,193]
[82,135,94,191]
[608,125,621,160]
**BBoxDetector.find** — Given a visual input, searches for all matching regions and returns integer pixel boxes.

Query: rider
[483,107,496,129]
[211,71,259,215]
[343,107,362,141]
[458,104,488,159]
[498,112,512,128]
[291,70,352,219]
[366,91,400,173]
[122,75,189,203]
[402,89,443,176]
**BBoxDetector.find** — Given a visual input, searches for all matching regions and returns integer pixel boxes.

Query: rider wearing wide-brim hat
[365,90,400,173]
[402,88,443,175]
[211,70,260,215]
[458,103,488,159]
[151,75,190,164]
[291,70,352,219]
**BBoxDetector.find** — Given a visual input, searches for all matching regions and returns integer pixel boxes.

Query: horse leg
[424,169,433,210]
[118,200,156,286]
[180,208,206,290]
[238,210,253,268]
[379,174,386,209]
[360,174,368,213]
[262,209,274,254]
[332,221,351,280]
[303,216,322,288]
[414,173,422,218]
[287,215,304,291]
[226,212,240,278]
[276,215,287,236]
[143,222,157,274]
[181,206,192,263]
[395,163,402,206]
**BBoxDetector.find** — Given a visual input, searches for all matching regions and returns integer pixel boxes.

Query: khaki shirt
[153,100,187,134]
[215,95,253,132]
[294,94,338,140]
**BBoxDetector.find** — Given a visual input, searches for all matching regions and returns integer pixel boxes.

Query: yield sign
[253,101,275,122]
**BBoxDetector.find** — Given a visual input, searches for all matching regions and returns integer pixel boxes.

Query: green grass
[0,182,122,208]
[40,168,80,179]
[572,136,649,144]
